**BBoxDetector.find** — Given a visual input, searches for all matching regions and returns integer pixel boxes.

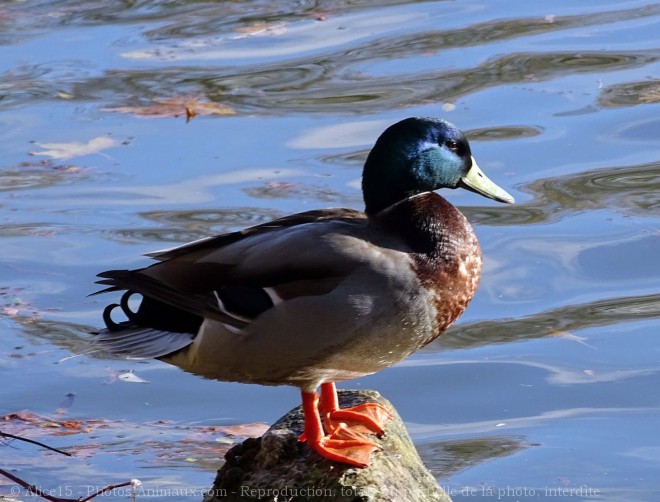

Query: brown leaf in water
[233,21,287,37]
[2,411,105,437]
[2,410,266,466]
[105,97,235,120]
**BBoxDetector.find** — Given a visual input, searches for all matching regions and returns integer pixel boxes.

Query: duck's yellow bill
[460,157,515,204]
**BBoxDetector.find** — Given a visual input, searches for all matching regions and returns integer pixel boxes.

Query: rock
[204,390,452,502]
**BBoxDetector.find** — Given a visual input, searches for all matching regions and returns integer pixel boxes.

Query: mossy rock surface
[204,390,452,502]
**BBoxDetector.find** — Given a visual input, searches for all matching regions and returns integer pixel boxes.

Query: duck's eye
[445,140,459,152]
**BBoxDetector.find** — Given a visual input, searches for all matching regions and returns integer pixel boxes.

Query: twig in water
[0,468,68,502]
[1,431,72,456]
[80,480,133,502]
[0,469,135,502]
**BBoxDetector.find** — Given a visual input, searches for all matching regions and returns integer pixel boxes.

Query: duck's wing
[145,208,363,261]
[94,208,370,355]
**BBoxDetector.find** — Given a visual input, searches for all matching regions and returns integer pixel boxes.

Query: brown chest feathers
[379,192,482,344]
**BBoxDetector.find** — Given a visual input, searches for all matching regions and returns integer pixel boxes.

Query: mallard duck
[94,117,514,467]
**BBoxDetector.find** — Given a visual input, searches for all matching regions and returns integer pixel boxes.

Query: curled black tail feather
[101,290,203,335]
[91,269,238,326]
[95,289,199,359]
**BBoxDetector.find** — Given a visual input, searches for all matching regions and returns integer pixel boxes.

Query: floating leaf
[30,136,120,160]
[1,410,265,466]
[2,410,104,437]
[117,371,149,384]
[104,97,235,121]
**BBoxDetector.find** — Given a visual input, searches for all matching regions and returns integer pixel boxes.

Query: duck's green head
[362,117,514,215]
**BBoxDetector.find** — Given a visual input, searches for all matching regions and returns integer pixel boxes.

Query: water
[1,1,659,500]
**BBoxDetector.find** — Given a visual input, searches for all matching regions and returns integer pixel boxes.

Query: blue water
[1,1,659,500]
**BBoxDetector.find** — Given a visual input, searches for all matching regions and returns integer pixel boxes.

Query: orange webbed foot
[324,402,393,435]
[319,382,392,435]
[307,424,379,468]
[299,383,392,468]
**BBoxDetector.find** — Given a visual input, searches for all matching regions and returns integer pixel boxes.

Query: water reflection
[2,2,658,117]
[467,126,542,142]
[5,315,92,353]
[123,207,285,244]
[524,162,660,218]
[0,162,97,191]
[599,80,660,108]
[433,293,660,351]
[418,436,531,478]
[95,50,656,115]
[464,161,660,226]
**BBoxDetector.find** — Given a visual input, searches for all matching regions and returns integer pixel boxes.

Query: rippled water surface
[1,1,659,501]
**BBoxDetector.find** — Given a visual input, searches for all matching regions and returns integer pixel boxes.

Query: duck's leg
[300,389,378,468]
[319,382,392,435]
